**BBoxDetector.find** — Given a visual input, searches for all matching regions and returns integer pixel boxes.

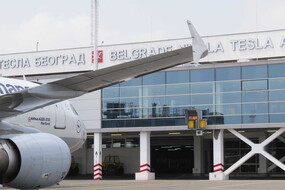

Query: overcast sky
[1,0,285,54]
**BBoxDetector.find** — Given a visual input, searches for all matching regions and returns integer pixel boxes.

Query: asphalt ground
[3,180,285,190]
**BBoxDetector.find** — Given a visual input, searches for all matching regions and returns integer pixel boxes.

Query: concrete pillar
[209,130,228,180]
[135,131,155,180]
[93,132,102,180]
[258,132,267,175]
[193,136,204,175]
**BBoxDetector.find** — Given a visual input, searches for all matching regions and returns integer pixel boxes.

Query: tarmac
[3,179,285,190]
[43,179,285,190]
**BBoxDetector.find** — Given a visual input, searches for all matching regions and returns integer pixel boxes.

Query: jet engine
[0,133,71,189]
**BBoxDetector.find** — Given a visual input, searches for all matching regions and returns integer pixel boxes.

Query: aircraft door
[54,103,66,129]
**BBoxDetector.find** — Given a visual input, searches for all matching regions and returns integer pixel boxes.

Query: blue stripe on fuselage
[0,82,29,95]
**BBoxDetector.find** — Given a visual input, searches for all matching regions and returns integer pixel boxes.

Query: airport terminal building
[1,29,285,179]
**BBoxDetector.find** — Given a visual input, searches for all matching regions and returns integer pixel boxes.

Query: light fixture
[168,132,181,135]
[267,130,277,133]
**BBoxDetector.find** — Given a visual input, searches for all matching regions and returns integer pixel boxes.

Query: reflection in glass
[102,109,108,119]
[120,98,140,108]
[191,82,215,94]
[242,103,268,114]
[242,80,267,91]
[142,106,189,118]
[119,108,141,119]
[216,104,241,115]
[223,116,242,124]
[103,109,121,119]
[269,102,285,113]
[103,118,187,127]
[143,72,165,85]
[270,114,285,123]
[242,65,267,79]
[120,86,142,97]
[269,78,285,89]
[143,85,165,96]
[269,90,285,101]
[143,107,163,118]
[102,64,285,127]
[242,115,268,123]
[216,81,241,92]
[192,105,214,115]
[103,87,119,98]
[166,70,189,84]
[206,115,225,125]
[166,84,190,95]
[191,94,214,105]
[103,108,142,119]
[207,115,241,124]
[216,93,241,104]
[143,96,165,107]
[216,67,241,81]
[191,69,214,82]
[169,107,188,117]
[269,64,285,78]
[242,91,268,102]
[166,95,190,106]
[120,77,142,87]
[102,99,119,109]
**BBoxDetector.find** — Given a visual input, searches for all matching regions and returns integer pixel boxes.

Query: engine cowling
[0,133,71,189]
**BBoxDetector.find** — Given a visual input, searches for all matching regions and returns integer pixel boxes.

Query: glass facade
[102,63,285,128]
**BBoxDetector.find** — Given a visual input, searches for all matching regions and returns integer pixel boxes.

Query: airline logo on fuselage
[0,82,29,95]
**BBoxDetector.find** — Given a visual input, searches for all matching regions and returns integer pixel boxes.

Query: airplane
[0,21,207,189]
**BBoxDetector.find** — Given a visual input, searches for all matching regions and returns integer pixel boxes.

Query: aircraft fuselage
[0,77,86,152]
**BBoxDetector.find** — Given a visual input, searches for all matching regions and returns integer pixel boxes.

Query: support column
[135,131,155,180]
[268,135,285,172]
[209,130,228,180]
[192,136,204,176]
[258,133,267,175]
[224,128,285,177]
[93,132,102,180]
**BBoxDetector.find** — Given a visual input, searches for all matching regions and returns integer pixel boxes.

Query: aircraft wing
[0,22,208,119]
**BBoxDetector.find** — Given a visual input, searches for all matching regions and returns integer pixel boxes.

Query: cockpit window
[70,103,79,115]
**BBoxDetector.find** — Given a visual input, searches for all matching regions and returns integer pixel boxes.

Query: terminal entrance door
[151,136,194,175]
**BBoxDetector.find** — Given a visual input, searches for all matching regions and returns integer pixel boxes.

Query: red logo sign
[92,50,103,63]
[98,50,103,63]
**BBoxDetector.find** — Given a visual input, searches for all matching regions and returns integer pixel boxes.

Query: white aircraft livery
[0,21,207,189]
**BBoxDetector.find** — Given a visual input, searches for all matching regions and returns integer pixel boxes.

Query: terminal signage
[110,46,173,61]
[109,36,285,62]
[0,49,94,76]
[108,30,285,64]
[0,53,86,70]
[2,29,285,76]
